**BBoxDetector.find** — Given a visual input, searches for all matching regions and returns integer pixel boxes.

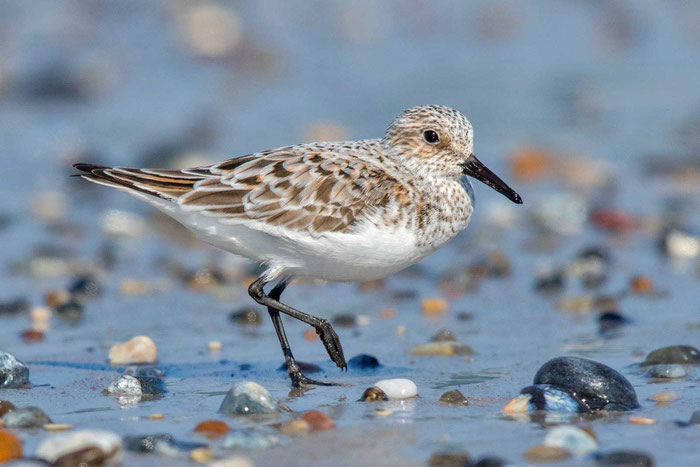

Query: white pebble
[544,425,598,457]
[373,378,418,399]
[109,336,157,365]
[36,429,122,465]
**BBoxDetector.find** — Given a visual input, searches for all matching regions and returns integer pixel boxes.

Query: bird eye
[422,130,440,144]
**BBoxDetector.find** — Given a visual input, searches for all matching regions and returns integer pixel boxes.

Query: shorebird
[74,105,522,387]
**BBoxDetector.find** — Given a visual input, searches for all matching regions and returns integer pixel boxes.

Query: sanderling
[74,105,522,387]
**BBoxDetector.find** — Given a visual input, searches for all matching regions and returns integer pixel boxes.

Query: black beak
[461,154,523,204]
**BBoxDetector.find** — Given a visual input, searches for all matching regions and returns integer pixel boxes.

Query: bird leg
[248,277,347,387]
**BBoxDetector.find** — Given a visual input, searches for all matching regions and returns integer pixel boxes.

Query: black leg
[265,281,337,387]
[248,276,347,373]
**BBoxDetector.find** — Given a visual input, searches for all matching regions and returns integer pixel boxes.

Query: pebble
[0,429,22,462]
[124,433,206,454]
[280,419,310,435]
[347,354,381,369]
[191,447,214,463]
[229,307,261,325]
[628,416,655,425]
[181,3,242,59]
[219,381,278,415]
[109,336,157,365]
[43,423,73,431]
[0,298,29,316]
[68,274,102,300]
[301,410,335,430]
[533,356,639,411]
[421,298,449,316]
[374,378,417,399]
[598,311,631,333]
[428,452,471,467]
[641,345,700,366]
[523,445,571,463]
[431,329,457,342]
[543,425,598,456]
[629,275,654,294]
[571,246,610,288]
[439,389,469,406]
[358,387,389,402]
[210,456,254,467]
[147,413,164,420]
[332,313,357,327]
[472,456,506,467]
[645,364,687,379]
[0,401,15,417]
[660,228,699,259]
[223,430,275,450]
[0,351,30,388]
[194,420,229,439]
[410,341,473,356]
[594,451,654,466]
[208,341,222,352]
[104,373,166,399]
[503,384,588,413]
[533,269,566,294]
[29,307,51,332]
[2,406,52,428]
[648,391,678,402]
[36,429,122,466]
[55,300,84,324]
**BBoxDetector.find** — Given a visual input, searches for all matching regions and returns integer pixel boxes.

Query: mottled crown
[382,105,474,179]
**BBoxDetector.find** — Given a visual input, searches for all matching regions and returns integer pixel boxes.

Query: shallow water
[1,1,699,465]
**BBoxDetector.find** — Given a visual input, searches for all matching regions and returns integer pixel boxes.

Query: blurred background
[1,2,699,464]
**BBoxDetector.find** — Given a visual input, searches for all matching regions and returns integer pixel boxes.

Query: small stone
[104,375,142,397]
[30,307,51,332]
[630,275,654,294]
[359,387,388,402]
[191,447,214,463]
[378,307,397,319]
[533,356,639,411]
[645,364,687,379]
[410,341,473,356]
[439,389,469,406]
[374,378,418,399]
[0,401,15,417]
[421,298,449,316]
[0,429,22,462]
[109,336,157,365]
[44,423,73,431]
[431,329,457,342]
[280,419,310,435]
[534,270,566,294]
[0,351,30,389]
[594,451,654,466]
[219,381,278,415]
[208,341,222,352]
[21,329,44,342]
[68,274,102,300]
[648,391,677,402]
[45,289,70,309]
[347,354,381,369]
[523,445,571,463]
[556,296,594,313]
[124,433,206,454]
[0,298,29,316]
[209,456,254,467]
[2,406,52,428]
[641,345,700,366]
[194,420,229,438]
[628,416,655,425]
[37,430,122,465]
[472,456,506,467]
[55,300,84,324]
[543,425,598,456]
[598,312,631,333]
[428,452,471,467]
[223,430,275,450]
[229,307,261,326]
[303,329,317,341]
[147,413,164,420]
[332,313,356,327]
[660,228,700,259]
[301,410,335,430]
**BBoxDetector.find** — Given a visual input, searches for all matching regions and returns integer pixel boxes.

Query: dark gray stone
[533,356,639,411]
[2,406,52,428]
[0,350,30,388]
[641,345,700,366]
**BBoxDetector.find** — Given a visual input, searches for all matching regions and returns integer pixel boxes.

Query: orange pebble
[301,410,335,430]
[0,430,22,462]
[508,146,554,182]
[378,308,397,319]
[421,298,448,316]
[630,275,654,294]
[194,420,230,438]
[304,329,317,341]
[21,329,44,342]
[629,416,655,425]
